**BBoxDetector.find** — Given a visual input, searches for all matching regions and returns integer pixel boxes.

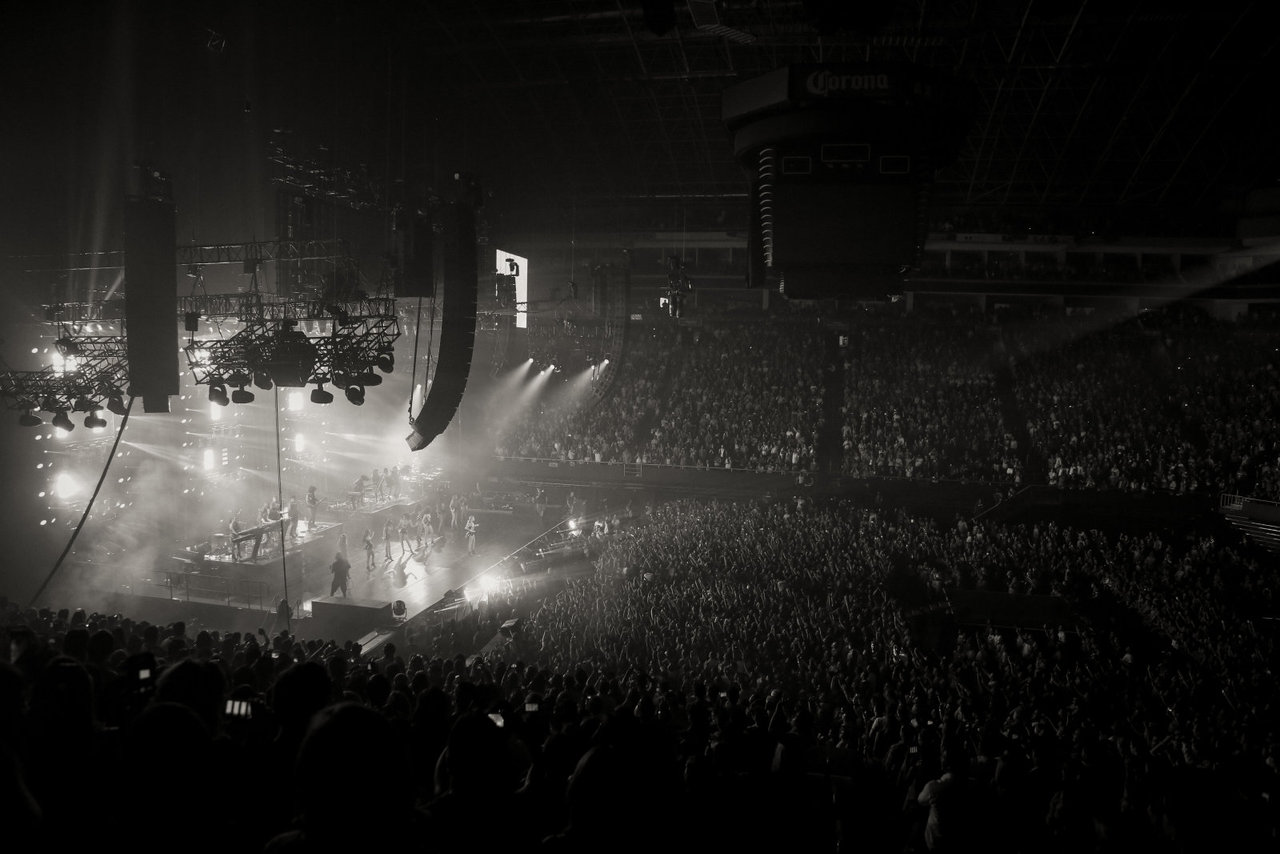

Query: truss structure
[0,336,129,414]
[182,296,400,393]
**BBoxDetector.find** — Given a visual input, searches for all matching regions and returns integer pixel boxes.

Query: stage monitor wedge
[406,202,477,451]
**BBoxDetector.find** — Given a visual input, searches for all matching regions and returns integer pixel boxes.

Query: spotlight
[376,353,395,373]
[55,337,82,357]
[345,385,365,406]
[231,388,255,404]
[331,371,352,390]
[325,304,350,325]
[84,411,108,429]
[253,371,274,390]
[40,396,60,412]
[51,410,75,432]
[19,411,43,427]
[72,395,97,412]
[106,395,128,417]
[226,370,251,388]
[209,383,230,407]
[310,385,334,405]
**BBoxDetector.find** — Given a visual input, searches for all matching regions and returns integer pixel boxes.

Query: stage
[136,493,579,641]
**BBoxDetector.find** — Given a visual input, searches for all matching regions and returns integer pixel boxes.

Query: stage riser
[304,596,393,642]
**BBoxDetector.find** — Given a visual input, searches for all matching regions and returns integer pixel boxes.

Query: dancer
[465,514,478,555]
[363,528,375,576]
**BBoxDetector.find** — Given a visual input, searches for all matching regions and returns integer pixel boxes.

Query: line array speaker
[407,202,477,451]
[124,194,179,412]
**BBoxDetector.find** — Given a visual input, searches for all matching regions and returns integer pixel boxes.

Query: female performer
[465,514,478,555]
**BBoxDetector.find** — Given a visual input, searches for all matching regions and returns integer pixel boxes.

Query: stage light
[253,371,274,390]
[55,473,79,497]
[55,337,82,357]
[106,395,128,416]
[310,386,334,405]
[51,410,74,432]
[41,396,60,412]
[331,371,352,390]
[325,304,350,325]
[227,370,251,388]
[376,353,394,373]
[231,388,255,404]
[208,383,230,406]
[19,411,42,427]
[345,385,365,406]
[84,411,108,429]
[72,395,96,412]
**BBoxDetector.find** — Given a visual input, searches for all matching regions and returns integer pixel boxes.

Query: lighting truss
[182,296,400,396]
[0,336,129,413]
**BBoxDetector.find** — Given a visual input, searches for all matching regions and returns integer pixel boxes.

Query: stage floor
[293,510,563,623]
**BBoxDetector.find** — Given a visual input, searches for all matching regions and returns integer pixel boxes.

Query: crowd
[841,318,1021,483]
[644,321,824,471]
[494,324,676,463]
[497,321,824,472]
[1007,309,1280,497]
[3,495,1278,851]
[493,305,1279,497]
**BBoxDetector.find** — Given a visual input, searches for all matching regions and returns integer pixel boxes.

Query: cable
[273,385,291,632]
[28,395,134,607]
[407,296,423,419]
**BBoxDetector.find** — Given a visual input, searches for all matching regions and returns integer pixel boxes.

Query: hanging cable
[273,385,291,632]
[407,296,423,419]
[28,395,135,607]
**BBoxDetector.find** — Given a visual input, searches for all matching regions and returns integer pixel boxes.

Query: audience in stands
[841,317,1021,483]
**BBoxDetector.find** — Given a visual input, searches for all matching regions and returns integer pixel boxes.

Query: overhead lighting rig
[181,295,400,405]
[0,320,129,429]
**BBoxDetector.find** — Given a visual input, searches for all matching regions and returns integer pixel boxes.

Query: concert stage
[168,519,345,608]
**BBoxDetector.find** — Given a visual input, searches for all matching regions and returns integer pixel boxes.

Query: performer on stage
[287,495,300,542]
[330,551,351,597]
[350,475,368,509]
[306,486,319,528]
[534,488,547,522]
[398,514,412,556]
[363,528,376,576]
[229,511,245,560]
[337,531,348,558]
[382,518,394,562]
[465,514,478,555]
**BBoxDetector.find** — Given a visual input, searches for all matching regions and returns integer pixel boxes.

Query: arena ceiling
[3,0,1278,259]
[405,0,1280,224]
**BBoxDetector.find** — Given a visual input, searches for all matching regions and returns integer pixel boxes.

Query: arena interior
[1,3,1279,851]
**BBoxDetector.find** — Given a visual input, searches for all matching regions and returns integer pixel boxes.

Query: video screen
[494,249,528,328]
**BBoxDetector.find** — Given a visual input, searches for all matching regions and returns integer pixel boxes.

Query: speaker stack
[407,202,477,451]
